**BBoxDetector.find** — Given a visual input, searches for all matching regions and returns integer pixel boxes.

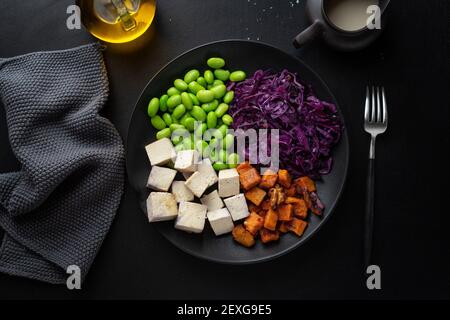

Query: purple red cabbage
[229,69,342,179]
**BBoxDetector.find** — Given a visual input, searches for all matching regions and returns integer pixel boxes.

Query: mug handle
[292,20,323,49]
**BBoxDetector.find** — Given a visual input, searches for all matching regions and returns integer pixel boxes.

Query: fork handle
[364,158,375,268]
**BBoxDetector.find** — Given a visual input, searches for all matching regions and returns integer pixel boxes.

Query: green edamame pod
[174,79,188,92]
[213,162,229,171]
[188,81,205,94]
[227,153,240,168]
[195,140,208,153]
[215,103,229,118]
[218,124,228,137]
[188,93,200,106]
[196,77,207,88]
[151,115,166,130]
[191,106,207,122]
[223,91,234,104]
[197,90,215,103]
[207,57,225,69]
[162,113,173,126]
[229,70,247,82]
[173,104,186,119]
[223,133,234,150]
[170,123,185,131]
[211,80,224,88]
[214,69,230,81]
[222,114,233,125]
[167,87,180,96]
[147,97,160,118]
[210,84,227,99]
[204,70,214,84]
[218,149,228,163]
[179,112,190,126]
[184,117,196,132]
[184,69,200,84]
[159,94,169,112]
[202,100,219,113]
[167,95,182,109]
[181,92,193,110]
[156,128,171,140]
[207,111,217,129]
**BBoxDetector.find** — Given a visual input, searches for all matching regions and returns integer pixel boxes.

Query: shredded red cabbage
[229,69,342,179]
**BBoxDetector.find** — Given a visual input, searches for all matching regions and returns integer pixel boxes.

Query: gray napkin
[0,43,124,284]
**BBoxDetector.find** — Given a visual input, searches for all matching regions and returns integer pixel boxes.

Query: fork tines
[365,86,387,124]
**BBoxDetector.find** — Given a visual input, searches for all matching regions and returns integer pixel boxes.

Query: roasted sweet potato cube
[285,185,296,197]
[232,224,255,247]
[278,204,293,221]
[259,169,278,189]
[260,228,280,243]
[248,203,260,213]
[285,196,302,204]
[244,212,264,235]
[239,167,261,190]
[293,199,308,219]
[285,218,308,237]
[261,199,271,211]
[236,162,253,175]
[263,208,278,231]
[259,210,267,219]
[278,222,289,233]
[245,187,267,206]
[296,176,316,192]
[278,169,292,188]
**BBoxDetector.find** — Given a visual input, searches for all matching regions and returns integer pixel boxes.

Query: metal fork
[363,86,388,268]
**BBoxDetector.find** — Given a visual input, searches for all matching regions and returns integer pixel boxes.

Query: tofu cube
[182,172,193,180]
[218,168,240,197]
[147,166,177,191]
[147,192,178,222]
[174,150,198,173]
[171,181,194,202]
[145,138,176,166]
[197,158,218,187]
[207,208,234,236]
[175,201,208,233]
[184,171,210,198]
[224,193,250,221]
[200,190,224,211]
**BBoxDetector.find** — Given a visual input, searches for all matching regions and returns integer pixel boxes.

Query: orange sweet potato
[260,228,280,243]
[244,187,267,206]
[239,167,261,190]
[261,199,271,211]
[296,176,316,192]
[263,208,278,231]
[293,199,308,219]
[232,224,255,247]
[285,196,303,204]
[278,222,289,233]
[248,203,261,213]
[278,169,292,188]
[278,204,293,221]
[244,212,264,235]
[285,218,308,237]
[236,162,252,175]
[259,169,278,189]
[285,185,296,197]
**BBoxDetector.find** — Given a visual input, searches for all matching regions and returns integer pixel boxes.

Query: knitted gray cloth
[0,43,124,284]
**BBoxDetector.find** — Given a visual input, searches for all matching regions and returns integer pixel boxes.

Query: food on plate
[224,194,250,221]
[284,218,308,237]
[184,171,210,198]
[218,168,240,197]
[145,138,176,166]
[244,187,266,206]
[146,166,177,192]
[174,150,199,173]
[278,169,292,188]
[200,190,224,211]
[207,208,234,236]
[229,69,342,179]
[171,181,195,203]
[147,192,178,222]
[243,212,264,235]
[238,166,261,191]
[232,224,255,248]
[263,208,278,231]
[175,201,208,234]
[259,169,278,189]
[260,228,280,244]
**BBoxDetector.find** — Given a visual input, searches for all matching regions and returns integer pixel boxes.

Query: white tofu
[207,208,234,236]
[224,194,249,221]
[174,150,199,173]
[197,158,218,187]
[147,192,178,222]
[218,168,240,197]
[145,138,176,166]
[184,171,210,198]
[147,166,177,191]
[175,201,207,233]
[171,180,194,202]
[182,172,193,180]
[200,190,224,211]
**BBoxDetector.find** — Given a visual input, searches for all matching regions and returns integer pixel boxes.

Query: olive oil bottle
[78,0,156,43]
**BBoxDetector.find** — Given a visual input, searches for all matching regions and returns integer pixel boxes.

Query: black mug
[293,0,391,51]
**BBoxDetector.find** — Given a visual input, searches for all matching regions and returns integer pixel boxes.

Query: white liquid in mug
[325,0,379,32]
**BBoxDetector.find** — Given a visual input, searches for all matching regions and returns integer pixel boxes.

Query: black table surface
[0,0,449,300]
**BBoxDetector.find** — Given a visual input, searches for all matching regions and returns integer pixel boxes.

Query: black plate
[126,40,349,264]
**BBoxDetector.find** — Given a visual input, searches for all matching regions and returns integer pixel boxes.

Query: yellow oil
[78,0,156,43]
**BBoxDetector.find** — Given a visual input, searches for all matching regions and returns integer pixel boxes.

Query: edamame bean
[147,97,160,118]
[196,77,207,88]
[173,104,186,119]
[222,114,233,125]
[209,138,219,148]
[204,70,214,84]
[212,79,224,87]
[230,70,247,82]
[215,103,229,118]
[207,57,225,69]
[181,92,193,110]
[167,94,182,109]
[172,133,184,145]
[223,91,234,104]
[213,162,229,171]
[223,133,234,150]
[191,105,207,122]
[167,87,180,96]
[197,89,215,103]
[227,153,240,168]
[174,79,188,92]
[210,84,227,99]
[156,128,171,140]
[218,149,228,163]
[195,140,208,153]
[218,124,228,137]
[188,93,200,106]
[214,69,230,81]
[202,100,219,112]
[207,111,217,129]
[184,69,200,84]
[151,115,166,130]
[182,138,194,150]
[170,123,185,131]
[188,81,205,94]
[184,117,196,131]
[159,94,169,112]
[162,113,173,126]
